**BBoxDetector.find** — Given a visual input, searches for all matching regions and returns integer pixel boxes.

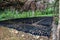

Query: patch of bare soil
[0,26,52,40]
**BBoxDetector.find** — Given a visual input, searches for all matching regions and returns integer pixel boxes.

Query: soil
[0,27,52,40]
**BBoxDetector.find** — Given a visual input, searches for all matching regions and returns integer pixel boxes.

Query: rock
[9,29,18,34]
[38,36,48,40]
[21,34,24,37]
[33,35,40,39]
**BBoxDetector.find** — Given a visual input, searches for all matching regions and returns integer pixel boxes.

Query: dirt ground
[0,26,52,40]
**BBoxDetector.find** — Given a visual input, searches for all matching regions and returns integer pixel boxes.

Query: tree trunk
[52,17,57,40]
[52,0,59,40]
[57,0,60,40]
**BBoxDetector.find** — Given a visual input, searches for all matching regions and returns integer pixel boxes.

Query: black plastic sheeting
[0,17,53,38]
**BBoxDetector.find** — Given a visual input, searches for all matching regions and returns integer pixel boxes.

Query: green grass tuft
[0,8,54,21]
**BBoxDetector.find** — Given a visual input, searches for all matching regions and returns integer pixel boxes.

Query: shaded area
[0,17,53,38]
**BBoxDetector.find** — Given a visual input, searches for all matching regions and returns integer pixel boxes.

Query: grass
[0,8,54,21]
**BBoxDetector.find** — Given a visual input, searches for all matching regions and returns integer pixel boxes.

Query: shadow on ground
[0,17,53,38]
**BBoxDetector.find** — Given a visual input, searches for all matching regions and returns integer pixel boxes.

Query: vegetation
[0,0,58,22]
[0,7,54,21]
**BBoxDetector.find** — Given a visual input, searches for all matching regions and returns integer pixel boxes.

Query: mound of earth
[0,26,52,40]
